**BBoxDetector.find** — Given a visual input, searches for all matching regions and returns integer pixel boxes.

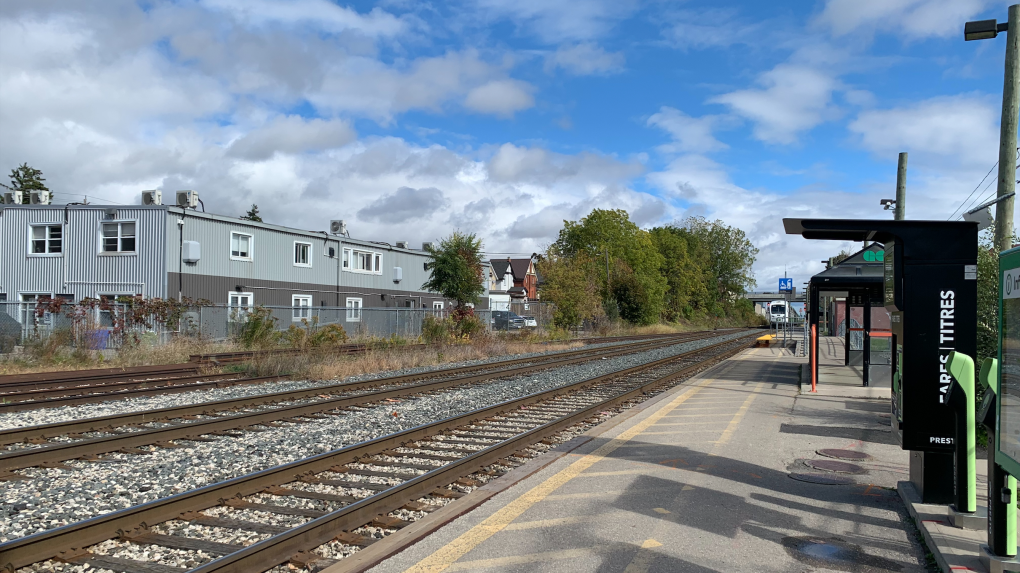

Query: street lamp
[965,19,1007,41]
[965,6,1019,251]
[880,198,896,211]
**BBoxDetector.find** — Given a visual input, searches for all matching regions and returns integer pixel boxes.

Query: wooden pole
[895,152,907,221]
[995,4,1020,251]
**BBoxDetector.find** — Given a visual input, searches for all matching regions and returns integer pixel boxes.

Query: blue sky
[1,0,1016,289]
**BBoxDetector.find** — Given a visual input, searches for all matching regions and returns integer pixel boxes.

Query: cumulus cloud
[544,43,624,75]
[848,95,999,168]
[710,64,841,145]
[463,80,535,117]
[357,186,450,224]
[487,143,643,184]
[816,0,992,40]
[227,116,356,160]
[201,0,406,36]
[647,107,728,154]
[469,0,638,43]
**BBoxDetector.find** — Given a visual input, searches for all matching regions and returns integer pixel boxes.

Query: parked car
[521,315,538,328]
[491,310,525,330]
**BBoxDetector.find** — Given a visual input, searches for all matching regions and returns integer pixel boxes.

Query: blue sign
[778,278,793,292]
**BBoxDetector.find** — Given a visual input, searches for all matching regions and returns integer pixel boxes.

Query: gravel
[0,331,750,543]
[0,338,657,431]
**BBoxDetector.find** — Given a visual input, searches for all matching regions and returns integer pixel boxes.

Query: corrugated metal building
[1,203,479,314]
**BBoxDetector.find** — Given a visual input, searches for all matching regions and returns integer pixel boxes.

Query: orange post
[810,323,818,392]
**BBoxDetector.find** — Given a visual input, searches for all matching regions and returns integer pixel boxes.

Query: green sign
[863,250,885,262]
[998,246,1020,478]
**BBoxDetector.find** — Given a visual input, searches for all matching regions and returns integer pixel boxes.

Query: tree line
[540,209,760,328]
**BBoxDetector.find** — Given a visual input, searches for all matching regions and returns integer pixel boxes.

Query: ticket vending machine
[785,219,977,503]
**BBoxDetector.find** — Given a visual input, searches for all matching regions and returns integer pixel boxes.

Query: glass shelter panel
[998,254,1020,475]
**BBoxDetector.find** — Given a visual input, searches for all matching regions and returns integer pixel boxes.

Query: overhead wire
[951,147,1020,220]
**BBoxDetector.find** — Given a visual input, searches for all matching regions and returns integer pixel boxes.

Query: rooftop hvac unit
[330,220,347,236]
[30,191,52,205]
[422,241,435,251]
[3,191,24,204]
[142,190,162,205]
[395,241,408,249]
[176,190,199,209]
[393,266,403,284]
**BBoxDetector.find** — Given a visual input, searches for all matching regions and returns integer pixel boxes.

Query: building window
[30,224,62,255]
[228,291,253,321]
[294,241,311,267]
[292,294,312,321]
[101,221,136,253]
[19,293,53,325]
[230,232,253,261]
[433,301,444,311]
[342,248,382,274]
[346,297,362,322]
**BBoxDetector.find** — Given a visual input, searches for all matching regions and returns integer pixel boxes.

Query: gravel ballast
[0,331,750,543]
[0,338,659,431]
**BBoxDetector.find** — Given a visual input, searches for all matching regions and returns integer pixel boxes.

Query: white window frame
[293,241,312,268]
[230,231,254,262]
[342,247,382,274]
[99,220,137,255]
[433,301,444,311]
[346,297,363,322]
[19,292,54,325]
[228,291,254,321]
[292,294,312,321]
[28,223,62,256]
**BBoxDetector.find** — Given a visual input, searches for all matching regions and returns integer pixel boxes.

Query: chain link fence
[0,300,559,354]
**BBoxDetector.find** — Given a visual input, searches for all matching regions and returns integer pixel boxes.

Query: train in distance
[768,300,789,323]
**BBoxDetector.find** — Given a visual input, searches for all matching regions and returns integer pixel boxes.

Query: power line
[949,161,999,220]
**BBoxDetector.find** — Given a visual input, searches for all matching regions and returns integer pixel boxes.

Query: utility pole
[895,152,907,221]
[996,4,1020,251]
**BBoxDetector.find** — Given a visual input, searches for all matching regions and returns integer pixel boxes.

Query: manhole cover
[817,449,873,461]
[878,412,891,418]
[804,459,867,474]
[781,536,903,571]
[877,418,891,425]
[789,473,856,485]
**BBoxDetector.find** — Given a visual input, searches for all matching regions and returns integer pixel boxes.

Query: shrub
[234,305,281,349]
[311,323,348,347]
[421,315,450,344]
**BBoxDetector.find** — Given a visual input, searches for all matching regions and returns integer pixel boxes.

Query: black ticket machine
[785,218,978,503]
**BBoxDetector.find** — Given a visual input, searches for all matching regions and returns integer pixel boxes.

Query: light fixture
[880,198,896,211]
[965,19,1007,41]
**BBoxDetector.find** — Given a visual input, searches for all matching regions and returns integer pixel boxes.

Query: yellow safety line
[401,378,713,573]
[623,539,664,573]
[714,383,764,445]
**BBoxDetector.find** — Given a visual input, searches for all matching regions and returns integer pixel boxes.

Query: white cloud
[464,80,535,117]
[647,107,728,154]
[848,95,1000,168]
[710,64,841,145]
[662,9,765,51]
[469,0,638,42]
[544,43,624,76]
[200,0,406,36]
[487,143,642,184]
[816,0,992,40]
[227,116,356,160]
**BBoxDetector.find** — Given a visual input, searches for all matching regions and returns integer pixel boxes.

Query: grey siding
[0,205,167,301]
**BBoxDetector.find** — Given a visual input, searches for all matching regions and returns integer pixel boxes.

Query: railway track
[0,332,710,411]
[0,332,756,573]
[0,331,736,472]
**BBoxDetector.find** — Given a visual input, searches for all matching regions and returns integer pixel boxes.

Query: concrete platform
[808,336,891,399]
[365,346,930,573]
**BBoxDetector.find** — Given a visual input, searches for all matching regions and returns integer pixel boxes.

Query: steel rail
[0,332,721,442]
[191,341,752,573]
[0,364,200,386]
[0,333,756,571]
[0,332,731,470]
[0,371,248,399]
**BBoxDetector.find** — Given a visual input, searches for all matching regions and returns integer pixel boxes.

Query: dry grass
[0,337,237,376]
[247,339,583,381]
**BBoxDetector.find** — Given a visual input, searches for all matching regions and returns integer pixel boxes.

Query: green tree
[649,226,710,321]
[539,248,604,329]
[673,216,758,299]
[240,204,263,222]
[422,232,485,309]
[6,163,48,204]
[553,209,666,325]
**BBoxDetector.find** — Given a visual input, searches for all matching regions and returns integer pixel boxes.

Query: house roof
[509,258,532,280]
[490,259,512,278]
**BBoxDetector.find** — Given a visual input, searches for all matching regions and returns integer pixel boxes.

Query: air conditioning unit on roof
[395,241,408,249]
[330,220,347,236]
[176,190,199,209]
[30,191,52,205]
[142,190,162,205]
[3,191,24,205]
